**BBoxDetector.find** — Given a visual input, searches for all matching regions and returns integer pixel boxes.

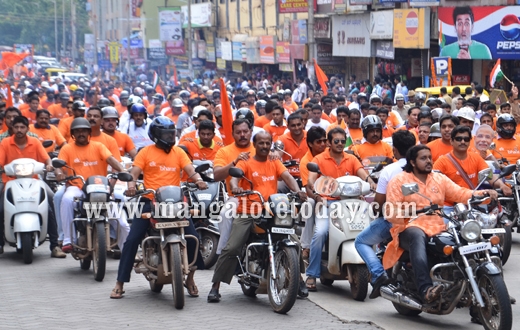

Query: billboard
[393,8,430,49]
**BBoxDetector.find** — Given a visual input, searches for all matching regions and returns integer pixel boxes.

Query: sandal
[302,248,310,260]
[306,277,317,292]
[184,283,199,297]
[110,288,125,299]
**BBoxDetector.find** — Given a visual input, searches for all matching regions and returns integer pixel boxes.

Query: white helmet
[457,107,476,122]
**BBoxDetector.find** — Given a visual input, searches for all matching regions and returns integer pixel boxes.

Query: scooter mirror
[489,143,496,151]
[117,172,133,182]
[52,159,67,168]
[273,141,285,151]
[401,183,419,196]
[42,140,54,148]
[195,163,211,173]
[478,168,493,183]
[499,164,516,178]
[229,167,244,178]
[306,162,320,173]
[372,162,383,173]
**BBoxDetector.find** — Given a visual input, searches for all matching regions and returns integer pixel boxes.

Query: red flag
[5,84,13,108]
[172,64,178,86]
[314,60,329,93]
[1,52,28,68]
[219,78,234,145]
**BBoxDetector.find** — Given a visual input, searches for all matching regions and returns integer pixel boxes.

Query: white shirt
[125,119,154,149]
[291,88,302,103]
[394,83,403,103]
[376,158,406,194]
[299,82,307,98]
[306,119,330,131]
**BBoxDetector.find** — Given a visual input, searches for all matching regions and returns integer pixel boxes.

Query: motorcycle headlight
[474,211,498,230]
[274,213,293,227]
[461,220,481,242]
[339,182,362,197]
[14,163,34,176]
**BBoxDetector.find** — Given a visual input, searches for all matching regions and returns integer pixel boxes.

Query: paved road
[0,242,378,330]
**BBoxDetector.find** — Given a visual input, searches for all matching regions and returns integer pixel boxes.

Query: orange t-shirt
[21,109,39,125]
[214,142,256,192]
[19,103,29,113]
[299,151,315,186]
[283,101,298,114]
[263,121,287,142]
[40,100,54,109]
[179,137,224,161]
[388,111,401,128]
[255,116,270,128]
[48,104,69,119]
[492,137,520,164]
[58,116,75,141]
[29,124,66,152]
[347,128,363,144]
[68,132,122,162]
[277,131,308,177]
[235,158,287,215]
[57,141,112,188]
[427,139,453,163]
[116,104,127,116]
[382,126,395,139]
[322,112,334,124]
[0,136,49,183]
[433,151,489,206]
[350,141,393,163]
[104,130,135,156]
[312,148,363,179]
[133,145,191,192]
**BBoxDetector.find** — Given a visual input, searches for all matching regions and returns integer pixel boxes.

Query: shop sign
[350,0,372,5]
[148,47,167,60]
[276,42,291,63]
[317,42,345,65]
[197,41,206,59]
[452,75,471,85]
[216,58,226,70]
[289,44,306,59]
[158,7,183,42]
[109,42,119,64]
[260,36,276,64]
[279,63,293,72]
[393,8,430,49]
[232,42,242,61]
[245,37,260,64]
[279,0,316,13]
[439,6,520,60]
[221,41,232,61]
[317,0,333,14]
[291,20,308,44]
[216,38,225,58]
[379,0,405,3]
[370,11,393,39]
[232,62,243,73]
[409,0,439,7]
[375,41,394,59]
[332,14,371,57]
[181,3,212,28]
[314,18,331,39]
[165,40,185,55]
[206,45,215,62]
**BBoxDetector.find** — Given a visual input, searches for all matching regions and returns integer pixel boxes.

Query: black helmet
[70,117,91,136]
[59,92,70,100]
[497,114,516,139]
[72,100,87,112]
[102,106,119,120]
[235,108,254,125]
[148,116,176,153]
[361,115,383,139]
[97,97,111,108]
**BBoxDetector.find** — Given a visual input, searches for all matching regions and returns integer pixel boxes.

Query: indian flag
[152,71,160,90]
[342,122,353,147]
[490,59,504,88]
[439,24,445,48]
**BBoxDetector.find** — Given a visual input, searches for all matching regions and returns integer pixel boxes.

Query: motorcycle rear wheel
[348,264,369,301]
[200,231,219,269]
[21,232,33,264]
[497,224,512,266]
[170,244,185,309]
[476,274,512,330]
[268,246,299,314]
[92,222,107,282]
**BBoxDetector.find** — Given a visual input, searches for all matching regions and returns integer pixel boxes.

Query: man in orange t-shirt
[277,113,308,181]
[22,96,42,125]
[492,114,520,164]
[48,92,71,120]
[346,109,363,144]
[427,115,459,162]
[350,115,393,167]
[208,131,305,301]
[56,118,124,253]
[101,107,137,158]
[59,101,87,141]
[263,105,287,141]
[29,110,67,152]
[179,120,223,161]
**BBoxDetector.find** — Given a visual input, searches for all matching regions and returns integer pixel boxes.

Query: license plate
[348,221,367,231]
[155,220,190,229]
[481,228,506,234]
[271,227,295,234]
[459,242,491,255]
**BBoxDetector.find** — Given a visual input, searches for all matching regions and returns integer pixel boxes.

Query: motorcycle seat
[251,224,266,234]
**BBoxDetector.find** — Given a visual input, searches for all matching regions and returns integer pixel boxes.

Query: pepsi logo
[500,14,520,41]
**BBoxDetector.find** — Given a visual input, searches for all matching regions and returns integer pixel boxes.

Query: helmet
[148,116,176,153]
[153,93,164,102]
[119,91,130,99]
[284,89,292,95]
[246,90,256,97]
[361,115,383,139]
[415,92,426,101]
[235,108,254,124]
[69,84,78,92]
[257,91,266,99]
[102,106,119,119]
[97,97,111,109]
[420,105,430,112]
[456,107,476,122]
[130,103,148,119]
[133,87,143,97]
[179,90,190,99]
[127,95,143,111]
[256,100,267,110]
[145,86,154,94]
[72,100,87,112]
[429,123,442,138]
[172,98,183,107]
[496,114,516,139]
[70,117,91,136]
[59,92,70,100]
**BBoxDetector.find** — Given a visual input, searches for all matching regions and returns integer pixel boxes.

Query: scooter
[2,158,50,264]
[307,162,374,301]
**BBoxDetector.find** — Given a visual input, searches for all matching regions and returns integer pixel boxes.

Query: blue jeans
[354,217,392,284]
[306,200,333,278]
[54,185,65,242]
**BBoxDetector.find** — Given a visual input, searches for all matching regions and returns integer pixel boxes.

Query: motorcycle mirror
[499,164,516,178]
[273,141,285,151]
[49,118,60,126]
[178,145,189,155]
[117,172,133,182]
[489,143,496,151]
[306,162,320,173]
[478,168,493,183]
[401,183,419,196]
[52,159,67,168]
[195,163,211,174]
[372,162,383,173]
[42,140,54,148]
[344,149,355,155]
[229,167,245,178]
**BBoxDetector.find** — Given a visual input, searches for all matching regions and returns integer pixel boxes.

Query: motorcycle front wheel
[497,224,512,266]
[267,246,299,314]
[170,243,185,310]
[92,222,107,282]
[200,231,219,269]
[21,232,33,264]
[476,273,512,330]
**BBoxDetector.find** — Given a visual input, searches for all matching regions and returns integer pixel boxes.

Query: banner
[260,36,276,64]
[439,6,520,60]
[181,3,212,28]
[393,8,430,49]
[332,14,371,57]
[375,41,395,59]
[109,42,119,63]
[314,18,331,39]
[221,42,233,61]
[276,42,291,63]
[430,57,452,86]
[165,41,185,56]
[279,0,316,14]
[370,11,393,39]
[409,0,439,6]
[158,7,183,43]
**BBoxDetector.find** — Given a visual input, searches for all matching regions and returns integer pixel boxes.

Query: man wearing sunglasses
[304,127,376,291]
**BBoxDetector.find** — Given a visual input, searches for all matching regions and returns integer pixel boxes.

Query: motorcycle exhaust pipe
[380,285,423,311]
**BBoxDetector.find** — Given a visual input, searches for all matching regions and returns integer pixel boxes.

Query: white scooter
[2,158,49,264]
[307,162,374,301]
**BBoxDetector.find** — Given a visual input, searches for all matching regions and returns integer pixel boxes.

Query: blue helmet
[130,103,147,119]
[148,116,176,153]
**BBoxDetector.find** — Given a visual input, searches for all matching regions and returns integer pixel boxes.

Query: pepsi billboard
[439,6,520,60]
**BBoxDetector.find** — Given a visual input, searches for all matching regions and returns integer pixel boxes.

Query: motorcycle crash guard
[160,233,187,251]
[476,261,501,278]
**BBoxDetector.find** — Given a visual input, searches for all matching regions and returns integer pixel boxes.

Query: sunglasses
[315,139,327,144]
[454,136,471,142]
[333,139,346,145]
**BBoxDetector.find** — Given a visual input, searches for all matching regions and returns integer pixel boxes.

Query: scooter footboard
[341,241,365,265]
[13,213,44,242]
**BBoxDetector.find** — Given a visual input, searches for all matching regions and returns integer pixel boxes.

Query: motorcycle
[379,168,512,330]
[2,158,51,264]
[228,167,303,314]
[306,162,374,301]
[273,141,302,189]
[52,159,123,281]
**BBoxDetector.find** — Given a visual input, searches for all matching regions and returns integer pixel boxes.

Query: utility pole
[307,0,315,83]
[187,0,193,75]
[70,0,76,62]
[54,0,59,59]
[62,0,66,59]
[91,0,97,65]
[127,0,131,72]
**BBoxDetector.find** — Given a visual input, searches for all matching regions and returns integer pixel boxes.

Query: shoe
[423,284,444,303]
[62,244,73,254]
[510,295,516,304]
[369,274,389,299]
[51,246,67,258]
[207,288,221,302]
[298,279,309,298]
[302,248,310,260]
[0,246,3,254]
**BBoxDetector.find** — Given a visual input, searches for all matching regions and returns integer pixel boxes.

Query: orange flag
[219,78,234,145]
[1,52,28,68]
[5,84,13,108]
[340,118,346,129]
[314,59,329,93]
